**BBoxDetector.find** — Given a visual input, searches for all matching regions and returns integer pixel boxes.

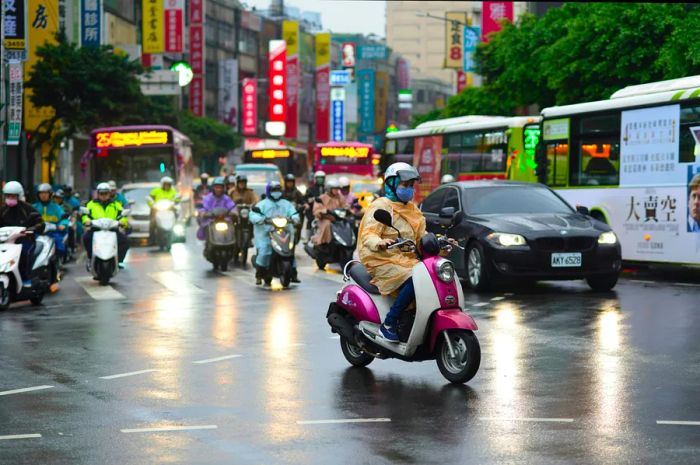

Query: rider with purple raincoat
[197,177,236,240]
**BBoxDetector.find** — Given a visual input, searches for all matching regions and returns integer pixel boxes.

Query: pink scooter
[326,209,481,384]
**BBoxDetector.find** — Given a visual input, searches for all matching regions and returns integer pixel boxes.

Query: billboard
[218,59,239,129]
[331,88,345,142]
[283,20,299,139]
[315,32,331,142]
[3,0,27,61]
[7,62,23,145]
[188,0,205,116]
[445,12,467,69]
[267,40,287,136]
[463,26,480,72]
[357,69,375,134]
[25,0,59,131]
[141,0,164,53]
[374,72,389,133]
[80,0,102,47]
[242,78,258,136]
[482,1,513,42]
[164,0,184,53]
[413,136,444,203]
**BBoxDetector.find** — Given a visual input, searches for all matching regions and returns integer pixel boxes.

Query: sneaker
[291,274,301,283]
[255,277,262,285]
[379,324,399,342]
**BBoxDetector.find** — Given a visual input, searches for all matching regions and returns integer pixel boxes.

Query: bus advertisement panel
[314,142,377,177]
[413,136,442,203]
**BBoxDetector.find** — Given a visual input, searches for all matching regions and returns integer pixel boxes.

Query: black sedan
[420,181,622,292]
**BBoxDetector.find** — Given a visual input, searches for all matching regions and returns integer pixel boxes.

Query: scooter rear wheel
[29,292,45,306]
[436,330,481,384]
[0,285,10,311]
[340,336,373,367]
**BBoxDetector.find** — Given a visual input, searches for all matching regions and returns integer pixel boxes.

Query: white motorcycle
[0,227,54,310]
[82,208,128,286]
[152,199,177,251]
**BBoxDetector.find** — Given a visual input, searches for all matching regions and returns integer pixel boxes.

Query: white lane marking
[74,277,126,300]
[149,271,206,295]
[0,434,42,441]
[491,296,506,301]
[297,418,391,425]
[121,425,218,434]
[0,385,54,396]
[657,420,700,426]
[479,417,574,423]
[192,354,242,365]
[472,302,489,307]
[99,369,158,380]
[631,280,655,285]
[673,282,700,288]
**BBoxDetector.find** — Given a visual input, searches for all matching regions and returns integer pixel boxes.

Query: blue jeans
[384,279,414,328]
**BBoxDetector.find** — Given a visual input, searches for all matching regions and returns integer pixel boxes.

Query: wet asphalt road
[0,229,699,465]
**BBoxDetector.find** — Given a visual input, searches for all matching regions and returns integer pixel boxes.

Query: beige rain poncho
[311,192,349,245]
[358,196,426,295]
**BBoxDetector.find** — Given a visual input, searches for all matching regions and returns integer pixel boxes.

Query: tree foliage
[418,3,700,125]
[176,111,240,162]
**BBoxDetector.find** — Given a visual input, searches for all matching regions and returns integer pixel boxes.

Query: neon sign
[320,146,370,158]
[95,131,170,148]
[251,149,290,159]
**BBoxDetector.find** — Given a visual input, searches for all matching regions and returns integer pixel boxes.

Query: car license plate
[551,252,582,267]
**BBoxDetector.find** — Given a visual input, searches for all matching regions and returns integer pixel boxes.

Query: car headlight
[154,200,173,211]
[272,218,288,228]
[215,222,229,232]
[486,232,528,247]
[436,259,455,283]
[598,231,617,245]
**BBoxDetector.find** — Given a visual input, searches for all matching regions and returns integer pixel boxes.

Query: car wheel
[466,242,490,292]
[587,273,619,292]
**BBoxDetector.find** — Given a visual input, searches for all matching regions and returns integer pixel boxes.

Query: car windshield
[123,188,152,205]
[236,170,279,184]
[467,186,573,215]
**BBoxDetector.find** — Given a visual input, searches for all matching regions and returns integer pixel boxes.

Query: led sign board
[95,130,170,148]
[320,146,370,157]
[251,149,290,159]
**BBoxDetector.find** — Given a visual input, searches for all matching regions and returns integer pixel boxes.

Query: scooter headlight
[214,222,229,232]
[272,218,288,228]
[154,200,173,211]
[173,224,185,236]
[239,209,249,219]
[436,259,455,283]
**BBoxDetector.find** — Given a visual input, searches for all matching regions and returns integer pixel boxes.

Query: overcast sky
[242,0,387,37]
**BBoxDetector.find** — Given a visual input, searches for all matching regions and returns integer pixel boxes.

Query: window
[545,143,569,186]
[572,112,620,186]
[421,188,447,214]
[442,188,460,211]
[467,186,573,215]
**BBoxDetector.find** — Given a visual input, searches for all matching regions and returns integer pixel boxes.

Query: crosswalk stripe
[74,277,126,300]
[148,271,206,295]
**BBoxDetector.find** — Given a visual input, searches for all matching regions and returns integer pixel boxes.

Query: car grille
[535,236,595,252]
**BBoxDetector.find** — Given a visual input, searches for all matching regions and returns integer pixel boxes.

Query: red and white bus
[314,141,379,177]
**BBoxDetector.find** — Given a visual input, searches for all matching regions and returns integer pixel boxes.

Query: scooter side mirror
[373,209,393,227]
[79,206,90,215]
[121,209,131,216]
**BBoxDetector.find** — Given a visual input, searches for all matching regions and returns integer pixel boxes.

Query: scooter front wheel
[340,336,373,367]
[436,330,480,384]
[0,284,10,311]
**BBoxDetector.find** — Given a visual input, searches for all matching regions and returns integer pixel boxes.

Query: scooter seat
[347,262,380,295]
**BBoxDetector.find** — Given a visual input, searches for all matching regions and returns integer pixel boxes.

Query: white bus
[539,75,700,265]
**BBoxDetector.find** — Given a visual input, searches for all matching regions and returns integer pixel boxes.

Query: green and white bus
[384,115,541,202]
[538,75,700,265]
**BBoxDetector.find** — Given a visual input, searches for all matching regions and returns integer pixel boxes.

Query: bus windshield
[94,147,175,186]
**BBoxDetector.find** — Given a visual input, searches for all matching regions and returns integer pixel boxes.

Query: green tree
[176,111,240,168]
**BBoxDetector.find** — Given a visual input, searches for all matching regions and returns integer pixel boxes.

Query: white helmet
[108,180,117,190]
[384,162,420,184]
[3,181,24,196]
[314,170,326,178]
[96,182,111,193]
[441,174,456,184]
[339,176,350,188]
[37,183,53,193]
[326,178,340,189]
[161,176,174,185]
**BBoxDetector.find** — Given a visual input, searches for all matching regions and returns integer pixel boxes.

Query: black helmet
[236,174,248,183]
[284,174,295,182]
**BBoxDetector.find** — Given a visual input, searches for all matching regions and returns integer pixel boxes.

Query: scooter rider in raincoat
[229,174,259,205]
[283,173,306,245]
[250,181,301,285]
[82,183,130,267]
[357,162,427,342]
[196,177,236,241]
[108,180,128,207]
[32,183,69,260]
[147,176,180,244]
[311,178,349,246]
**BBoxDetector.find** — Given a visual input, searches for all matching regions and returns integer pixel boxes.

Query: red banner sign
[189,24,204,74]
[413,136,443,203]
[189,76,204,116]
[164,0,184,53]
[285,56,299,139]
[242,78,258,136]
[268,40,287,125]
[482,1,513,42]
[315,67,330,142]
[457,70,467,93]
[190,0,203,23]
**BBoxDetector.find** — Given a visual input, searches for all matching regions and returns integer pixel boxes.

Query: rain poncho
[249,197,299,268]
[229,187,258,206]
[32,200,70,256]
[358,196,426,295]
[311,192,348,245]
[147,186,179,206]
[196,193,236,240]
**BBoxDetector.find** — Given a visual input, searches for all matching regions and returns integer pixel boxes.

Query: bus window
[577,140,620,186]
[446,132,463,174]
[545,143,569,186]
[481,131,508,172]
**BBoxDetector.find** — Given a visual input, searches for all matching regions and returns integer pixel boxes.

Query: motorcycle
[0,227,53,310]
[304,208,356,270]
[40,223,62,285]
[152,199,177,251]
[82,207,129,286]
[325,209,481,384]
[232,204,252,267]
[252,211,297,288]
[203,207,237,271]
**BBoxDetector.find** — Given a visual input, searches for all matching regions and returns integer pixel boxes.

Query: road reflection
[593,302,626,431]
[491,302,523,414]
[212,291,238,348]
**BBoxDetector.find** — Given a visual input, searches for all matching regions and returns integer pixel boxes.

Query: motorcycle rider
[32,183,69,261]
[63,185,81,212]
[250,181,301,285]
[194,172,210,208]
[197,176,236,241]
[339,176,362,215]
[82,183,130,267]
[147,176,180,244]
[305,170,326,234]
[357,162,425,342]
[229,174,259,205]
[283,173,306,245]
[310,178,349,247]
[0,181,45,286]
[441,174,456,184]
[108,180,128,207]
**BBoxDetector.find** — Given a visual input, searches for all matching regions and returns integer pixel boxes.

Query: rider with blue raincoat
[249,181,301,285]
[32,183,69,259]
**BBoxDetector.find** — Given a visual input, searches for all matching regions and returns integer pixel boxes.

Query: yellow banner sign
[315,32,330,68]
[445,12,467,69]
[320,146,370,158]
[251,149,290,159]
[24,0,59,131]
[283,20,299,56]
[95,131,170,148]
[142,0,164,53]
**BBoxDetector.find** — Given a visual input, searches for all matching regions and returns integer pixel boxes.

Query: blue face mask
[396,186,414,203]
[270,191,282,201]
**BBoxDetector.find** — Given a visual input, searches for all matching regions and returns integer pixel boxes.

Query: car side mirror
[576,205,590,216]
[452,211,465,226]
[439,206,455,218]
